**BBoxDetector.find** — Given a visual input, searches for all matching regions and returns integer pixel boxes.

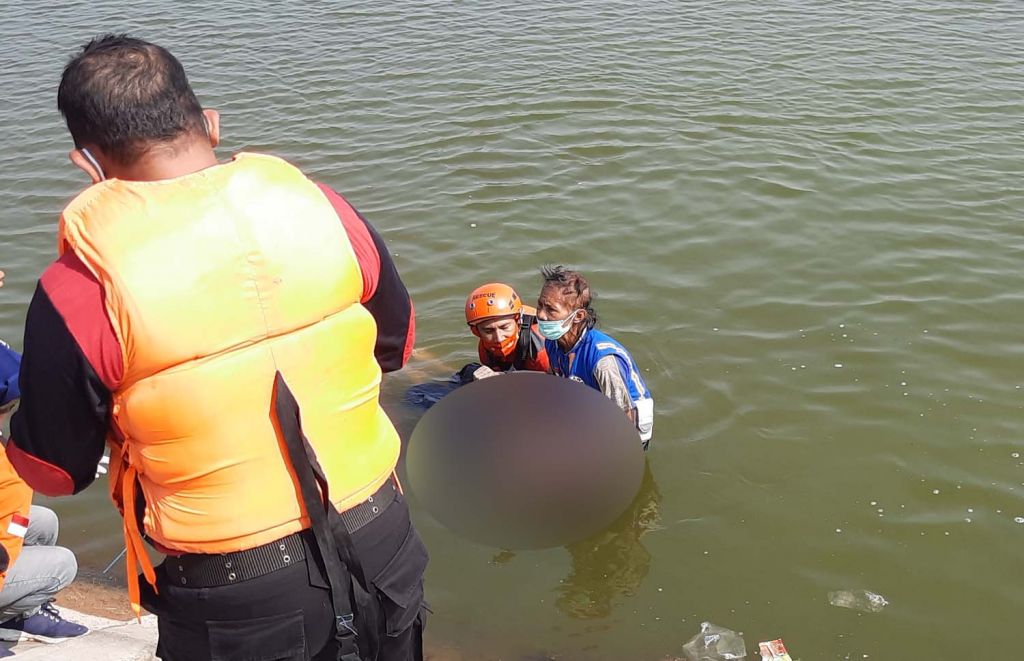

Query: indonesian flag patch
[7,514,28,538]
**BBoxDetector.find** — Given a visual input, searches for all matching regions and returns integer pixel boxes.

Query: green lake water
[1,2,1023,658]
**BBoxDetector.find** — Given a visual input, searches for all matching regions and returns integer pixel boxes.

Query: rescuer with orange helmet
[464,283,550,377]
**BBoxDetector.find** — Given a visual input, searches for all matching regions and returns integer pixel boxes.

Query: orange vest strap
[121,463,157,620]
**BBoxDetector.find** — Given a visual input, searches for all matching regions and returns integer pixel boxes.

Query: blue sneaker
[0,602,88,643]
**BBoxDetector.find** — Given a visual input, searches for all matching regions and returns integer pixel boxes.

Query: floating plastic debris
[828,589,888,613]
[682,621,747,661]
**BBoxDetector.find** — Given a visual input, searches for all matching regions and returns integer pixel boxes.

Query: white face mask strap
[80,148,106,181]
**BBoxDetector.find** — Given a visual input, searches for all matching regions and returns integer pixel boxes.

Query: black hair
[540,265,599,329]
[57,34,207,164]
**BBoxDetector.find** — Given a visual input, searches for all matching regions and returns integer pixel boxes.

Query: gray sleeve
[593,355,634,414]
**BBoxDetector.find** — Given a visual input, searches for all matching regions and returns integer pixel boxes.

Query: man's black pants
[142,492,428,661]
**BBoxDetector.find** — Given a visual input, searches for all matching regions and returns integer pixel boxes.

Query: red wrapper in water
[758,639,793,661]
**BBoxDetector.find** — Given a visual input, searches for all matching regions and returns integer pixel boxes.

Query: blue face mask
[538,310,580,340]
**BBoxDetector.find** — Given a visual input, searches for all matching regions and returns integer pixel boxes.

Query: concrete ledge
[0,608,157,661]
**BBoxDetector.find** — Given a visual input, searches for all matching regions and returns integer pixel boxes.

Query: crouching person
[0,342,86,656]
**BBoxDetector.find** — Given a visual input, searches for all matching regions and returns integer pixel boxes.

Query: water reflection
[555,461,661,620]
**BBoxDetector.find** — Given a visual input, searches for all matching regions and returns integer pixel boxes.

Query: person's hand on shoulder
[0,269,5,288]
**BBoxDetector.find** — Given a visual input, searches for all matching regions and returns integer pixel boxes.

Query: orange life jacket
[57,153,401,615]
[0,448,32,592]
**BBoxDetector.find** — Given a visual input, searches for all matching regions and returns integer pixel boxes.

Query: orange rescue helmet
[465,283,523,327]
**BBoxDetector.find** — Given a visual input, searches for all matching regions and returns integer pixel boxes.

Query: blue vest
[546,328,650,399]
[0,340,21,414]
[546,328,653,445]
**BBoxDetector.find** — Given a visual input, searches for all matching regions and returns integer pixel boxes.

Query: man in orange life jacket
[6,35,426,661]
[460,283,550,382]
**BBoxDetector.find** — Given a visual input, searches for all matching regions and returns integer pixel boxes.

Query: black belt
[165,477,399,588]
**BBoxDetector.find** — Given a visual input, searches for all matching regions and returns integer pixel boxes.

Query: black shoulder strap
[514,314,539,368]
[273,372,380,661]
